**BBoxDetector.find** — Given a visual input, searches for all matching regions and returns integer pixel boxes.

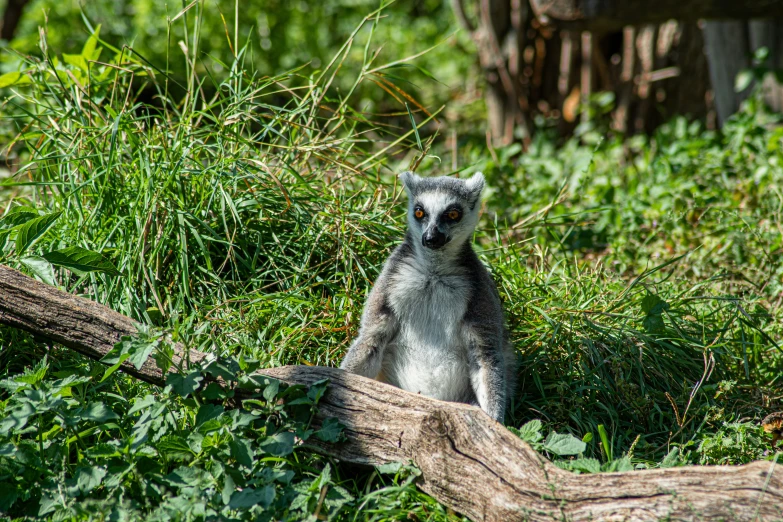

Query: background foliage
[0,1,782,520]
[4,0,475,112]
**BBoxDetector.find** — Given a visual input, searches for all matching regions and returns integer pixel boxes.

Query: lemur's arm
[340,264,399,378]
[465,324,507,423]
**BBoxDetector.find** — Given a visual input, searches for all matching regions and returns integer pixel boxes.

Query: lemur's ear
[399,171,420,195]
[465,172,485,206]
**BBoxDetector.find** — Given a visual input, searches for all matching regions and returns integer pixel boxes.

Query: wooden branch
[265,365,783,521]
[0,264,206,386]
[530,0,783,32]
[1,264,782,521]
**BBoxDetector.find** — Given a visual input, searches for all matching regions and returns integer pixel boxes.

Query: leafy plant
[509,419,587,457]
[693,422,768,465]
[0,333,354,520]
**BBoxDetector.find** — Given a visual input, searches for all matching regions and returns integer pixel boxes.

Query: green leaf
[230,438,254,468]
[14,355,48,385]
[43,246,120,275]
[82,24,102,61]
[515,419,544,445]
[222,474,235,506]
[75,466,106,494]
[79,403,119,423]
[641,293,669,334]
[735,70,754,92]
[85,443,120,459]
[643,314,666,334]
[259,432,295,456]
[0,71,31,88]
[195,403,224,426]
[229,486,276,509]
[555,457,601,473]
[15,211,61,255]
[38,493,57,516]
[753,46,770,64]
[0,487,18,512]
[165,466,205,487]
[0,403,35,435]
[167,371,203,398]
[640,293,669,315]
[20,256,56,286]
[376,462,403,475]
[597,424,613,461]
[660,447,680,468]
[315,417,344,442]
[103,334,159,372]
[158,435,196,462]
[188,432,203,454]
[0,443,16,456]
[568,457,602,474]
[203,359,240,381]
[543,432,586,456]
[306,378,329,404]
[0,206,39,228]
[128,394,156,415]
[100,351,130,382]
[262,378,280,402]
[315,463,332,489]
[63,53,89,72]
[229,409,259,430]
[326,484,354,511]
[604,456,634,472]
[201,382,229,400]
[153,342,175,374]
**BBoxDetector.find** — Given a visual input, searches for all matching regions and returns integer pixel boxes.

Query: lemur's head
[400,171,485,251]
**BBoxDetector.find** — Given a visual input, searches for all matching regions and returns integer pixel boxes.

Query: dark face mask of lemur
[415,204,463,250]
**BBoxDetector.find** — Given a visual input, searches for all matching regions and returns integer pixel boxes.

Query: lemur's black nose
[422,229,447,249]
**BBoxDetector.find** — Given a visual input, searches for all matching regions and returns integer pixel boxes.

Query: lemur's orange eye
[447,209,461,220]
[414,208,425,219]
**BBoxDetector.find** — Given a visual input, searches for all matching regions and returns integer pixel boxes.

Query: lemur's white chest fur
[382,253,475,403]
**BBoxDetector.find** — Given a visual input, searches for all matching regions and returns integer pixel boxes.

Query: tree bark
[1,264,782,521]
[1,0,31,42]
[0,264,207,386]
[703,19,783,125]
[530,0,783,31]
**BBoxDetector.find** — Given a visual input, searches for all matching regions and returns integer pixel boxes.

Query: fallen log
[529,0,783,31]
[0,264,207,386]
[1,264,781,521]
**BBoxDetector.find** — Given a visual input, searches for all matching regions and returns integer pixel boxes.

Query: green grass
[1,9,783,521]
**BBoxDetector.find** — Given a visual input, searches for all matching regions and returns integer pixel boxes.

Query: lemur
[340,171,515,422]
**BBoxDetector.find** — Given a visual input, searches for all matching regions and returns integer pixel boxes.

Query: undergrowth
[1,5,782,520]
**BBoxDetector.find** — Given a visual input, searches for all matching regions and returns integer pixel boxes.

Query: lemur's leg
[340,286,397,379]
[464,325,507,423]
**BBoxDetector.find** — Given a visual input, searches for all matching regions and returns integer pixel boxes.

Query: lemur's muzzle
[422,228,447,249]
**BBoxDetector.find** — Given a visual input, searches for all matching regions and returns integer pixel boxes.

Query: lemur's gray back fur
[340,171,516,422]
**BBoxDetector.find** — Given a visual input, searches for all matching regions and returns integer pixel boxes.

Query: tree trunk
[704,19,783,125]
[703,21,750,124]
[1,0,31,42]
[1,264,782,521]
[453,0,531,145]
